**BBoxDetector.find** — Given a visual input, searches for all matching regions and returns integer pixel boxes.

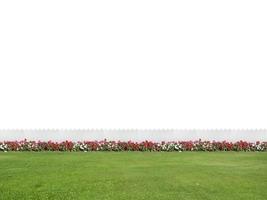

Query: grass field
[0,152,266,200]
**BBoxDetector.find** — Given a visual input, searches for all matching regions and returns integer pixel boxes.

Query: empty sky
[0,0,266,129]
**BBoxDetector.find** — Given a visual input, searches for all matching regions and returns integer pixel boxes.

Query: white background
[0,0,267,129]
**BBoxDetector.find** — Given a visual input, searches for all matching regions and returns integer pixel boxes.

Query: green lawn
[0,152,266,200]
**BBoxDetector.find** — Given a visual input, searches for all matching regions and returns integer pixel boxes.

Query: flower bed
[0,139,267,152]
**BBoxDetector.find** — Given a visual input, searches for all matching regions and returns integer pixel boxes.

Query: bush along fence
[0,139,267,152]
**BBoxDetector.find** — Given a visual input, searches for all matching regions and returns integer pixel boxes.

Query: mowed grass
[0,152,266,200]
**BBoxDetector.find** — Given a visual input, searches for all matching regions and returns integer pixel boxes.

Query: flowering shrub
[0,139,266,152]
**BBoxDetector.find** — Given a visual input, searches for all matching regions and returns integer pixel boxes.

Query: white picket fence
[0,129,266,142]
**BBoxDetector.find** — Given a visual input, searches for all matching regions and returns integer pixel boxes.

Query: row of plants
[0,139,266,152]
